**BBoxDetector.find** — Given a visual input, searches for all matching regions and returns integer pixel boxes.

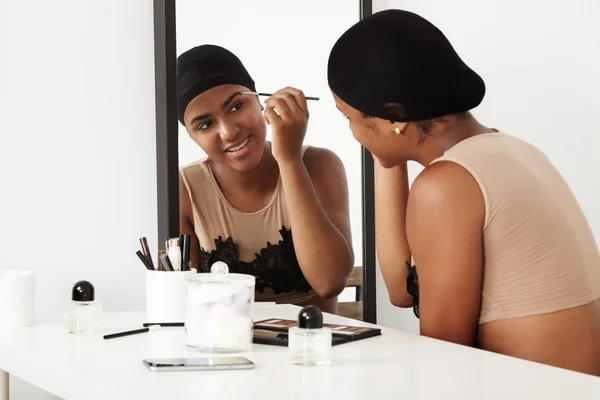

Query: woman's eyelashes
[195,102,245,131]
[197,120,212,131]
[230,101,243,113]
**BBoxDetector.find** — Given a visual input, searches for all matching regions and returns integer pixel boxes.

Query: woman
[328,10,600,374]
[177,44,354,314]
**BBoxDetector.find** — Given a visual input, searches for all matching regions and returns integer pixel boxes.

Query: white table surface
[1,303,600,400]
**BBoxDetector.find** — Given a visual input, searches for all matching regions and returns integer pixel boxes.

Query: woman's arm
[406,161,485,346]
[374,160,413,307]
[278,148,354,299]
[265,87,354,298]
[179,174,202,271]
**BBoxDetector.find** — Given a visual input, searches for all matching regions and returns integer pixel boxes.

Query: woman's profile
[328,9,600,374]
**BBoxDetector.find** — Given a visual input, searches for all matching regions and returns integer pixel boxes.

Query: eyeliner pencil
[181,234,191,271]
[242,91,319,101]
[136,250,154,271]
[139,238,147,258]
[143,322,184,327]
[179,234,185,270]
[103,326,160,340]
[104,327,148,339]
[259,92,319,101]
[141,237,154,269]
[160,253,174,272]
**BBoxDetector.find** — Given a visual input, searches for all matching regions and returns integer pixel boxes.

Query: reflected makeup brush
[241,91,319,101]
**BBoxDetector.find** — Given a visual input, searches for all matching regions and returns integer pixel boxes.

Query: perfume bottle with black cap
[66,280,102,334]
[288,305,332,366]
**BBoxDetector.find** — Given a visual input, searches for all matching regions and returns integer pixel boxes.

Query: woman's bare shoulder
[302,146,346,179]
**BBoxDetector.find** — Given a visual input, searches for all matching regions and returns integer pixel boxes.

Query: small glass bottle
[289,305,332,366]
[66,280,102,334]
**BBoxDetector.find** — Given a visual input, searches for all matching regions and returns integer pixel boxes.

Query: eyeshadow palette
[252,329,351,347]
[252,318,381,347]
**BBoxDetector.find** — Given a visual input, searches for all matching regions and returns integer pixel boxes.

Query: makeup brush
[160,253,174,272]
[140,237,154,269]
[136,250,154,271]
[241,91,319,101]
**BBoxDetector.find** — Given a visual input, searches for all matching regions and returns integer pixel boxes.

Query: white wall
[176,0,362,301]
[373,0,600,334]
[1,1,158,398]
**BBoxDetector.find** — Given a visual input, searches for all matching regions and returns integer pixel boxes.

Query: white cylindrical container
[0,270,35,329]
[146,269,196,323]
[185,262,255,353]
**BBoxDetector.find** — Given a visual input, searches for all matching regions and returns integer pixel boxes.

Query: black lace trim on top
[198,226,313,295]
[406,261,420,318]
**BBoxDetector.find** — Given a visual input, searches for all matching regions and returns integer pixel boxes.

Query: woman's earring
[394,127,401,135]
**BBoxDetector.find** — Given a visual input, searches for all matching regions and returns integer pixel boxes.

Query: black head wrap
[327,9,485,122]
[177,44,256,125]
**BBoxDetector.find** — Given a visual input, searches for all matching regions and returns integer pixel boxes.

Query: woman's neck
[412,116,495,166]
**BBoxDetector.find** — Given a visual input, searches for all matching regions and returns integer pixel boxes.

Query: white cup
[145,270,196,323]
[0,270,35,329]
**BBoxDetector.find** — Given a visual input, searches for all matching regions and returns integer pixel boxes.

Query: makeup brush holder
[145,269,196,323]
[185,262,255,353]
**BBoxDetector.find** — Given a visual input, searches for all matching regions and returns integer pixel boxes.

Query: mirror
[153,0,376,322]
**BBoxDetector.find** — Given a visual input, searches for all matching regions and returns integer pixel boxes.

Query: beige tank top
[179,146,318,305]
[430,132,600,324]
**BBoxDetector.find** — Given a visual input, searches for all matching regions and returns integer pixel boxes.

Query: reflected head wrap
[177,44,256,125]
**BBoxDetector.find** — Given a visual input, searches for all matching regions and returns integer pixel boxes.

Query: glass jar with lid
[185,262,255,352]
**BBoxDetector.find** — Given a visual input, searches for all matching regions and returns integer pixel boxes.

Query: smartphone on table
[143,356,254,372]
